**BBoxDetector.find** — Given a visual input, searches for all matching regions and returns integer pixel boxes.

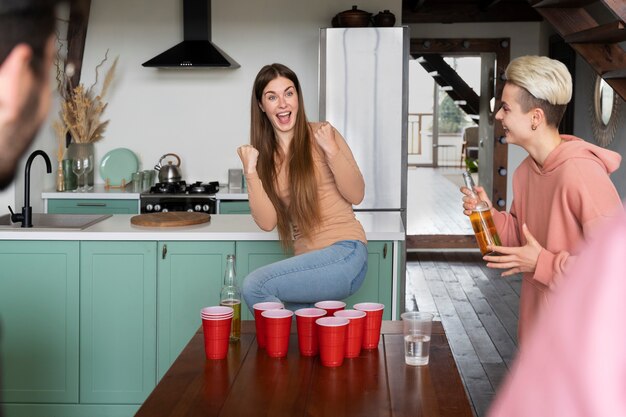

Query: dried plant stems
[56,49,118,144]
[52,120,68,161]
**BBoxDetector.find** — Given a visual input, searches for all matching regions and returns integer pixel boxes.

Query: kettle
[154,153,182,183]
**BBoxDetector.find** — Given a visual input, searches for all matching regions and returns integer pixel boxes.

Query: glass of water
[401,311,434,366]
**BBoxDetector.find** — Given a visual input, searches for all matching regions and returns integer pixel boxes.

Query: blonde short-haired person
[461,55,622,344]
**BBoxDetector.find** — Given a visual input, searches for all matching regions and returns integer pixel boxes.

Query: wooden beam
[531,0,596,7]
[66,0,91,88]
[403,1,542,23]
[480,0,504,10]
[406,235,477,249]
[564,20,626,43]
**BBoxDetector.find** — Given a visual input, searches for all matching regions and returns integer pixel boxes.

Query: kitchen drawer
[218,200,251,214]
[48,198,139,214]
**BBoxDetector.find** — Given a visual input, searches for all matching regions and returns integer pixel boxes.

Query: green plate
[99,148,139,185]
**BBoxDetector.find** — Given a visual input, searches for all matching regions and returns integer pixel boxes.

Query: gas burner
[187,181,220,194]
[150,181,187,194]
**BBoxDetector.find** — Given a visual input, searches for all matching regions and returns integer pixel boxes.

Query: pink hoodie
[492,135,622,342]
[488,207,626,417]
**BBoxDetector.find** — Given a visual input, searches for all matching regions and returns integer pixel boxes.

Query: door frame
[407,38,510,249]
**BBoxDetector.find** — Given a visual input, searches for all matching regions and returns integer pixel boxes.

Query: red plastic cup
[261,309,294,358]
[316,316,349,367]
[295,308,327,356]
[253,302,284,348]
[334,309,366,358]
[201,316,232,360]
[354,302,385,349]
[314,300,347,317]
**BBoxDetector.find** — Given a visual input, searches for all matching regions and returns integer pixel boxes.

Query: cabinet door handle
[383,243,388,259]
[162,244,167,260]
[76,203,106,207]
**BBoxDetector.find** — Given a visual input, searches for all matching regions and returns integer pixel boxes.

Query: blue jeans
[242,240,368,313]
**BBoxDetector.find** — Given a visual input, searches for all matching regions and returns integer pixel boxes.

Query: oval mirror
[591,75,621,147]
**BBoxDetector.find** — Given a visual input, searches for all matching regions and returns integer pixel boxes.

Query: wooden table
[136,321,473,417]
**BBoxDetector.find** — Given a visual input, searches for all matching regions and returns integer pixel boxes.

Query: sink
[0,213,112,230]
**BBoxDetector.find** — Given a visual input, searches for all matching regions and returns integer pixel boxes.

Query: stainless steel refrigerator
[319,27,408,315]
[319,27,408,226]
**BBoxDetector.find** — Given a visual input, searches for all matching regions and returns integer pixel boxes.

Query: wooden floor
[406,166,473,236]
[405,167,522,416]
[406,251,522,417]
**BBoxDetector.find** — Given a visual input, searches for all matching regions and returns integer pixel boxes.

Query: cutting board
[130,212,211,227]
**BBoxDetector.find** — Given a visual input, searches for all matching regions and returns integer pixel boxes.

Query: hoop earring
[531,124,537,131]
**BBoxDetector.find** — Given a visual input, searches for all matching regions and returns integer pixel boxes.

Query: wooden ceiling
[403,0,543,23]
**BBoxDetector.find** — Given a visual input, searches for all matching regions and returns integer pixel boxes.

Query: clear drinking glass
[82,155,94,191]
[71,159,85,193]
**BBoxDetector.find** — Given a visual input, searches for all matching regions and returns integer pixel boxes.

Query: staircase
[415,54,481,119]
[530,0,626,100]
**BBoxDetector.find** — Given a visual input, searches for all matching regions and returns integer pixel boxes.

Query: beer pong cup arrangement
[200,306,234,360]
[261,309,294,358]
[314,300,346,317]
[253,302,284,348]
[354,302,385,349]
[316,316,350,367]
[295,308,327,356]
[334,309,367,358]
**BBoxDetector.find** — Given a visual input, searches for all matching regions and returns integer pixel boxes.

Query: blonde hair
[505,56,572,127]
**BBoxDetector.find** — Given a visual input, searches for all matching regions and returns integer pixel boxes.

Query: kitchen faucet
[8,150,52,227]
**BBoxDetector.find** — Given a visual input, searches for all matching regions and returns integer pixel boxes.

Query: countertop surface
[41,185,248,200]
[0,212,405,241]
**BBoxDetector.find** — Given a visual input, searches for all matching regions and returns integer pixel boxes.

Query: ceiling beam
[403,0,542,23]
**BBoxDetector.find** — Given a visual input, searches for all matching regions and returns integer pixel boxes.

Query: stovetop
[145,181,219,196]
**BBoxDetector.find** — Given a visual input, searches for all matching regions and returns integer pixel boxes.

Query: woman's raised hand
[314,122,339,157]
[237,145,259,175]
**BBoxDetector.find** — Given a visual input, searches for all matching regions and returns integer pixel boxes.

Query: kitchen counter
[41,184,248,200]
[0,212,405,241]
[42,184,141,199]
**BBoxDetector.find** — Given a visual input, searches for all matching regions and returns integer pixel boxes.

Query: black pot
[373,10,395,27]
[335,5,372,28]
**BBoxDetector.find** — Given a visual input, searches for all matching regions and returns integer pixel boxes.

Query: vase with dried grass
[56,50,118,189]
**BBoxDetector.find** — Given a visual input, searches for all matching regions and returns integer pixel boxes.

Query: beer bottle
[462,172,502,255]
[220,254,241,341]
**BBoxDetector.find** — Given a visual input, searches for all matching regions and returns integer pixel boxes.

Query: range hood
[142,0,239,68]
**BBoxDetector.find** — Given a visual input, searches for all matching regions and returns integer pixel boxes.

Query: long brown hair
[250,63,320,248]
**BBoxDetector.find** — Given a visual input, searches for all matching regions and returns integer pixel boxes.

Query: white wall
[407,21,551,207]
[8,0,402,212]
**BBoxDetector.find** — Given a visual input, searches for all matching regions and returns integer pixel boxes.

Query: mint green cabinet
[235,241,293,320]
[346,241,393,320]
[0,241,79,404]
[48,199,138,214]
[234,241,393,320]
[80,241,157,404]
[156,241,234,380]
[218,200,251,214]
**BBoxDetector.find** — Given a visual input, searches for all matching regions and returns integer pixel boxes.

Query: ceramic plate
[99,148,139,185]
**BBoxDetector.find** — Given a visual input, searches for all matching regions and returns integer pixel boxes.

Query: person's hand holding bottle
[460,184,493,216]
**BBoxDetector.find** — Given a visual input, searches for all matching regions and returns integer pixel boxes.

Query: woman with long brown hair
[237,63,368,312]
